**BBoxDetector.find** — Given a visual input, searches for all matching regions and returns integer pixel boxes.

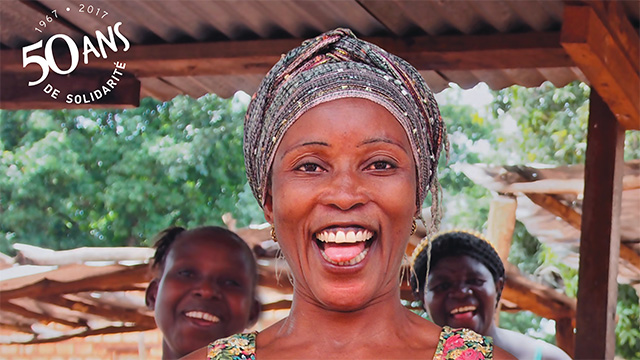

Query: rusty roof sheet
[4,0,637,99]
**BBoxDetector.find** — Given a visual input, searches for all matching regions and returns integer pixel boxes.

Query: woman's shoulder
[207,332,257,360]
[496,328,571,360]
[434,326,494,359]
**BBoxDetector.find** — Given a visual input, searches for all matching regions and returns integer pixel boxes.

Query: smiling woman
[183,28,515,360]
[145,226,260,360]
[411,230,571,360]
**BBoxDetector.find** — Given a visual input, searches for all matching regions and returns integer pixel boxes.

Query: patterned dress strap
[207,332,257,360]
[433,326,493,360]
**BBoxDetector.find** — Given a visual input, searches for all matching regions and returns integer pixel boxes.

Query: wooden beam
[574,89,624,359]
[501,174,640,194]
[0,302,82,328]
[502,264,576,321]
[10,324,156,345]
[525,193,582,229]
[371,32,573,71]
[0,31,572,79]
[526,190,640,281]
[0,72,140,110]
[619,244,640,273]
[41,295,156,328]
[561,6,640,130]
[486,195,517,262]
[13,243,154,266]
[261,300,292,312]
[0,321,34,334]
[0,264,149,303]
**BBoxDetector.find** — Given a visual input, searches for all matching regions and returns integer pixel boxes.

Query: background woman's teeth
[186,311,220,323]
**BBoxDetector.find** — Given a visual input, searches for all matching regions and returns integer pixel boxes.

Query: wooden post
[574,90,624,359]
[487,194,517,327]
[556,317,575,358]
[486,194,517,262]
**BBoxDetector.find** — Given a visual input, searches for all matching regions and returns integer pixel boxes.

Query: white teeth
[185,311,220,323]
[316,229,373,243]
[450,306,476,314]
[321,247,369,266]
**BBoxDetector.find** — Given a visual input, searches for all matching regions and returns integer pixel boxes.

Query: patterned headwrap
[410,230,506,305]
[244,28,446,216]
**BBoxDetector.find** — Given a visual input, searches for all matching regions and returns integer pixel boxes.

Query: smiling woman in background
[185,28,515,360]
[411,230,572,360]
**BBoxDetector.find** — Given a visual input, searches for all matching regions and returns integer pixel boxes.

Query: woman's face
[423,255,502,335]
[264,98,417,311]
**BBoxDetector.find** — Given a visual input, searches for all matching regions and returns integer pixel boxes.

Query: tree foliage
[490,81,640,357]
[0,94,264,253]
[1,81,638,356]
[437,81,639,356]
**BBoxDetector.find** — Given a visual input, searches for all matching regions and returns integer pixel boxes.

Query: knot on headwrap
[244,28,446,215]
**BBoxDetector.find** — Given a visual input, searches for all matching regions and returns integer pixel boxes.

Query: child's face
[147,233,258,359]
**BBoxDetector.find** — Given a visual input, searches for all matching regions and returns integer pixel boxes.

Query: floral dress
[208,326,493,360]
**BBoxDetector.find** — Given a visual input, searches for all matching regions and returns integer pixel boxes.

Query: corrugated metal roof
[3,0,636,100]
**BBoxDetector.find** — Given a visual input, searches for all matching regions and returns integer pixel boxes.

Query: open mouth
[315,227,374,266]
[184,310,220,324]
[449,305,477,320]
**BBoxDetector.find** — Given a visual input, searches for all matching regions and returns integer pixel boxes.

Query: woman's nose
[193,279,221,299]
[449,283,472,298]
[322,170,368,210]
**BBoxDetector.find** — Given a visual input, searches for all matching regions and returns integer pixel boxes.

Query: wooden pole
[574,89,624,359]
[556,317,575,358]
[486,194,517,262]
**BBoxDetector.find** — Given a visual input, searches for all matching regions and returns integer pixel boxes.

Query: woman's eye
[366,160,393,170]
[431,282,450,292]
[469,279,485,286]
[222,279,241,287]
[296,163,323,172]
[177,269,194,278]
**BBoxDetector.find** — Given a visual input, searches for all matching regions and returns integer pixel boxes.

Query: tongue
[452,311,474,321]
[323,242,365,262]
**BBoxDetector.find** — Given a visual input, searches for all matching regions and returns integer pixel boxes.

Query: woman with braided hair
[184,28,515,360]
[411,230,571,360]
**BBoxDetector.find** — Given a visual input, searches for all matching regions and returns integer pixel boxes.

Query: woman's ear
[263,188,274,224]
[145,279,159,309]
[495,276,505,303]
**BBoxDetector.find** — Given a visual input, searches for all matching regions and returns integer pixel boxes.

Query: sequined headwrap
[244,28,446,217]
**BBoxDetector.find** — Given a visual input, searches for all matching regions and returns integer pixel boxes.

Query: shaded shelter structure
[0,219,578,347]
[1,1,638,358]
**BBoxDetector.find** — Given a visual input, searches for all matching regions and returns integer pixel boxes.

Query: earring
[410,219,417,236]
[270,226,278,242]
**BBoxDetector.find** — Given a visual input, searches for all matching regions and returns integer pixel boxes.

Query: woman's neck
[259,289,430,358]
[294,293,408,334]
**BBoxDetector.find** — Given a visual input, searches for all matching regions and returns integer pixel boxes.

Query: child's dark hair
[410,230,505,304]
[149,226,258,284]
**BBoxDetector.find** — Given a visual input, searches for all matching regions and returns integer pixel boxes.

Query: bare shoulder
[537,339,572,360]
[179,346,208,360]
[496,328,571,360]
